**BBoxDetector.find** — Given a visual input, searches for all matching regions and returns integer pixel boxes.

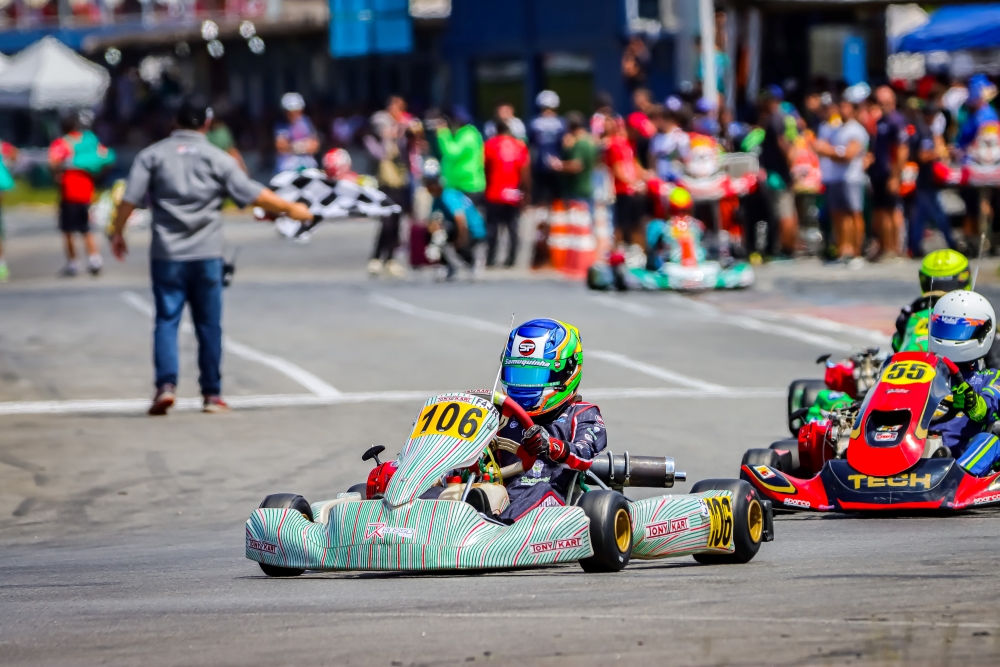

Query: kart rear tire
[788,379,827,435]
[742,448,781,472]
[347,483,368,499]
[256,493,313,577]
[690,479,764,565]
[578,490,633,573]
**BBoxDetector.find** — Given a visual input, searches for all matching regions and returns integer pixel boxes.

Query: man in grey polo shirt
[109,96,312,416]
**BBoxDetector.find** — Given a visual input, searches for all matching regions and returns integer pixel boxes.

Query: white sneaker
[385,259,406,278]
[59,261,79,277]
[367,258,383,275]
[847,257,865,270]
[87,254,103,276]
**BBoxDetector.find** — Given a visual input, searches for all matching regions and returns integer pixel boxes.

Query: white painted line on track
[370,293,727,390]
[746,309,891,346]
[121,291,340,398]
[0,387,781,416]
[593,294,852,351]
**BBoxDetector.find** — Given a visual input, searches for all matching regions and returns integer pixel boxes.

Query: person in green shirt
[206,119,247,173]
[435,109,485,205]
[550,111,597,210]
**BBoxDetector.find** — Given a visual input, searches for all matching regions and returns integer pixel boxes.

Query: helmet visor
[930,314,992,342]
[920,271,969,295]
[502,357,560,388]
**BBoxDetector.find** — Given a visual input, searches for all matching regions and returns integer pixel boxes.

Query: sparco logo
[973,493,1000,505]
[518,340,536,356]
[783,498,811,509]
[530,537,582,554]
[248,539,278,554]
[646,517,689,539]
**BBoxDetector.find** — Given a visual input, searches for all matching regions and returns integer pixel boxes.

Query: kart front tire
[347,483,368,499]
[788,379,827,435]
[578,490,632,573]
[742,448,782,473]
[690,479,764,565]
[257,493,313,577]
[769,438,801,474]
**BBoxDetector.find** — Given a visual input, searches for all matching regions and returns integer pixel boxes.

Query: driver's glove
[522,425,568,462]
[953,382,988,422]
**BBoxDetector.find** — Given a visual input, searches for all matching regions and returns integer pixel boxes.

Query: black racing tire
[769,438,801,474]
[741,448,781,473]
[578,490,633,573]
[257,493,313,577]
[347,483,368,499]
[788,379,827,435]
[690,479,765,565]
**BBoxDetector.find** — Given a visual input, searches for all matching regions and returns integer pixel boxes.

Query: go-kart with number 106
[247,391,773,575]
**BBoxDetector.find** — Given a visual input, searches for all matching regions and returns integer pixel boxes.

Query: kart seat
[316,494,362,524]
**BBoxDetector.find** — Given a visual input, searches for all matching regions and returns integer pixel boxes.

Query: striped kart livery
[247,392,767,573]
[629,491,736,559]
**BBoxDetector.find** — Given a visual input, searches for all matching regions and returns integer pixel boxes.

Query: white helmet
[536,90,560,110]
[929,291,996,364]
[281,92,305,112]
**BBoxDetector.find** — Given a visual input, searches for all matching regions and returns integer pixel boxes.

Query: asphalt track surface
[3,212,1000,666]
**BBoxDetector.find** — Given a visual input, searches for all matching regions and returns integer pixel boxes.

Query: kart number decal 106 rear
[704,495,734,549]
[410,401,486,441]
[881,361,935,385]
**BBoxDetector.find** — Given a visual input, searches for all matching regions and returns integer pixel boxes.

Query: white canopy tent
[0,36,109,110]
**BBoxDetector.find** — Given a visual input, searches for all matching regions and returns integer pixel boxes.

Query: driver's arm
[523,405,608,472]
[892,305,912,353]
[955,371,1000,423]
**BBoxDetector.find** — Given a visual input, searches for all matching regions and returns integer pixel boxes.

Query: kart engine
[820,348,882,400]
[797,405,857,475]
[588,452,686,490]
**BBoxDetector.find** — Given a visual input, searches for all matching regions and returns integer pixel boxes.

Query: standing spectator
[551,111,598,212]
[484,101,527,142]
[604,115,647,247]
[530,90,567,207]
[758,87,799,256]
[367,95,413,276]
[909,102,956,257]
[955,75,999,242]
[869,86,909,259]
[49,111,114,277]
[483,118,530,267]
[108,96,313,416]
[0,140,16,283]
[274,92,319,173]
[206,117,247,173]
[810,92,868,264]
[649,105,690,182]
[802,90,823,133]
[436,107,486,209]
[590,92,615,139]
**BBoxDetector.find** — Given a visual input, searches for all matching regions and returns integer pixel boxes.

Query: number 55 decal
[881,361,934,385]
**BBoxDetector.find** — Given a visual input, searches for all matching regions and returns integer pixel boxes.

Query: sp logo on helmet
[518,340,536,356]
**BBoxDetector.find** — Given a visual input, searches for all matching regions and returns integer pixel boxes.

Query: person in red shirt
[604,115,649,247]
[483,118,530,267]
[49,113,103,276]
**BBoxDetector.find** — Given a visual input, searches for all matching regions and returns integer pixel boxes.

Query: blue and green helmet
[501,319,583,417]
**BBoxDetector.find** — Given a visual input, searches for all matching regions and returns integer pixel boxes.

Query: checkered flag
[265,168,402,237]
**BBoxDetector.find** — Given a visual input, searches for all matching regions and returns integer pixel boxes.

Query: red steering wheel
[493,392,537,470]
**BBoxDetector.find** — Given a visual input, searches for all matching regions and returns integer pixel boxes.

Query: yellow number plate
[704,495,734,549]
[881,361,935,385]
[410,401,487,441]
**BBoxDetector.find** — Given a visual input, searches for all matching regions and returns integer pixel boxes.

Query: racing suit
[938,363,1000,476]
[496,399,607,522]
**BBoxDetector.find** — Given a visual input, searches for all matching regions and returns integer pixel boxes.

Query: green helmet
[919,249,971,295]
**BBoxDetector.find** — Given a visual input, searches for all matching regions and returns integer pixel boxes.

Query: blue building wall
[443,0,635,117]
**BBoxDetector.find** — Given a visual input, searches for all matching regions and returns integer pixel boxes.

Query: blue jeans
[150,258,223,395]
[909,189,956,255]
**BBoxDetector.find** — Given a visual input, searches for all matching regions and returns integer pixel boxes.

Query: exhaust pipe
[588,451,686,488]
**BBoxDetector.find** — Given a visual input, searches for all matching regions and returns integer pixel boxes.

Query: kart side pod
[588,452,686,489]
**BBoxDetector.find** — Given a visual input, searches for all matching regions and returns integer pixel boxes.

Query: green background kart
[246,391,773,575]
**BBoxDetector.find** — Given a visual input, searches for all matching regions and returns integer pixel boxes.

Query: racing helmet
[322,148,352,179]
[919,249,970,295]
[501,319,583,417]
[668,186,693,214]
[929,291,996,364]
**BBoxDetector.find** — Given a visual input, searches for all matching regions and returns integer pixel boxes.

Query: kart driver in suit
[928,291,1000,476]
[494,319,608,521]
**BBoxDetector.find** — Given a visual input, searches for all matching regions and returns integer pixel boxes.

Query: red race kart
[741,351,1000,512]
